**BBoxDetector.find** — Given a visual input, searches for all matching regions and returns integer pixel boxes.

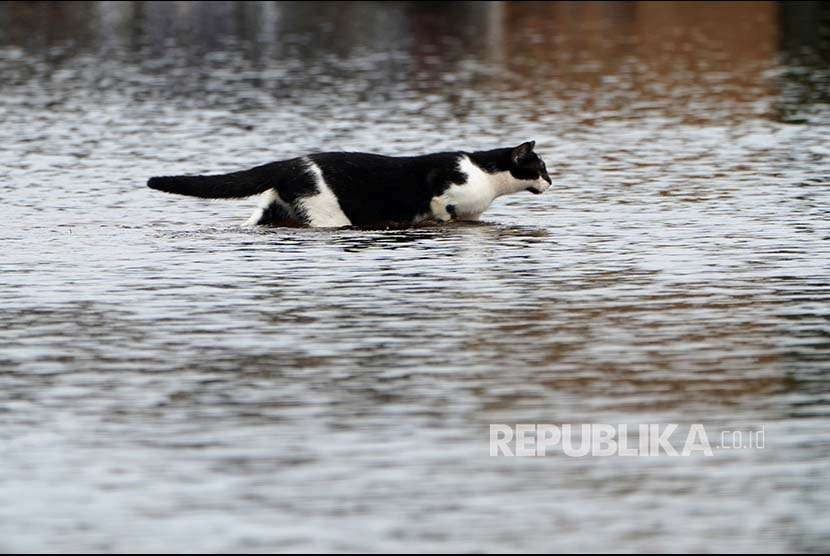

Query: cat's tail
[147,161,283,199]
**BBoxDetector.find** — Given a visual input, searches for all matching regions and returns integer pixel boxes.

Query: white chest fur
[430,156,514,221]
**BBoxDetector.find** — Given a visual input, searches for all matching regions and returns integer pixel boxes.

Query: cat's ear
[511,140,536,164]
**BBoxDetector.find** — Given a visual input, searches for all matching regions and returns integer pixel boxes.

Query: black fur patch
[256,202,298,226]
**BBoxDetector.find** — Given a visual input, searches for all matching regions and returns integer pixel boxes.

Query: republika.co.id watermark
[490,424,765,457]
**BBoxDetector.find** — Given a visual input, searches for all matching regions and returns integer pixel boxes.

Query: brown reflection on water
[0,1,99,54]
[498,1,781,123]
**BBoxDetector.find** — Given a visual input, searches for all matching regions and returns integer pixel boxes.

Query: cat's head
[509,140,552,194]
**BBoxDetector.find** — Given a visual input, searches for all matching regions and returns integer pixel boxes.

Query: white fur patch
[244,188,290,226]
[431,157,499,221]
[299,160,352,228]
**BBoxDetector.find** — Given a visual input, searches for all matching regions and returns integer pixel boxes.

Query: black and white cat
[148,141,552,227]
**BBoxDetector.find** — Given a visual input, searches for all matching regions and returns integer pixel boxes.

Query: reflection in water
[1,1,829,553]
[778,1,830,122]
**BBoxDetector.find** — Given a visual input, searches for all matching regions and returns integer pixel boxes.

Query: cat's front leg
[430,195,454,222]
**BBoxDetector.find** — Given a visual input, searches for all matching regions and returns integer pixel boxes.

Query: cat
[147,140,551,228]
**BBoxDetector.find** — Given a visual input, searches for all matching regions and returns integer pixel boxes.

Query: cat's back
[309,150,461,175]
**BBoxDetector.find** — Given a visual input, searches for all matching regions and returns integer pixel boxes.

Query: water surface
[1,1,829,552]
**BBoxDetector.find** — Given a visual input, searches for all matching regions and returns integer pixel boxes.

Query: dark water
[1,1,829,552]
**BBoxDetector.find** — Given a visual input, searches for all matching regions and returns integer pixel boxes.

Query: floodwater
[1,1,829,552]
